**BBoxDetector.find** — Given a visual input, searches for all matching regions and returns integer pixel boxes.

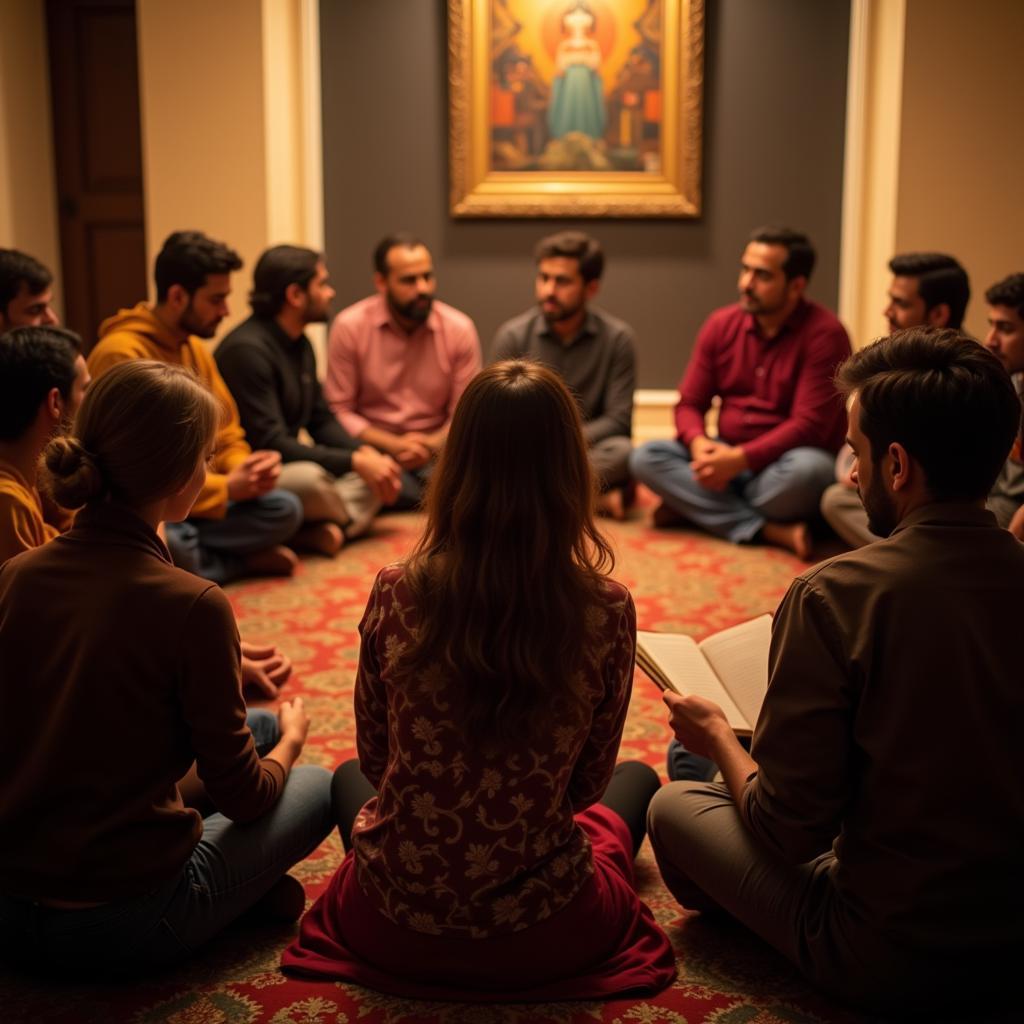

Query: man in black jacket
[217,246,401,548]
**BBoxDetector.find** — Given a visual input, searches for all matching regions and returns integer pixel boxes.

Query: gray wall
[320,0,850,388]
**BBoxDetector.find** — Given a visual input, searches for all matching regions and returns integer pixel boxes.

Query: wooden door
[46,0,146,348]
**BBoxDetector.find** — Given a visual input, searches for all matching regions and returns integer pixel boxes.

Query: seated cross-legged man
[89,231,304,584]
[630,226,851,559]
[821,252,970,548]
[324,234,481,509]
[491,231,636,517]
[647,328,1024,1013]
[216,246,401,550]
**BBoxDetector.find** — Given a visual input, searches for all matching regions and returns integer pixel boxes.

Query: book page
[636,631,750,731]
[697,614,771,728]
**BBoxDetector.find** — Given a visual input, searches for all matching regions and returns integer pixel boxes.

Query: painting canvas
[449,0,704,217]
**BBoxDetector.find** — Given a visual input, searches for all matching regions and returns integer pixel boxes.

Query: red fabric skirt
[282,804,676,1001]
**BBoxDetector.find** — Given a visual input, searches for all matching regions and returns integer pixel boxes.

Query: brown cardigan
[0,502,285,902]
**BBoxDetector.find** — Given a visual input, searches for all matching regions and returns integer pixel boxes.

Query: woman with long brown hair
[284,360,674,999]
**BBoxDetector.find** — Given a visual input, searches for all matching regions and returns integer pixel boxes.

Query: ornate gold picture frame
[448,0,704,218]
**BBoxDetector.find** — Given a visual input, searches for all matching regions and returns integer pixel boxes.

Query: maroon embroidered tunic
[285,565,676,999]
[351,565,636,937]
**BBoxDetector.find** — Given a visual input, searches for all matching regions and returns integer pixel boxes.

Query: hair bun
[43,436,105,508]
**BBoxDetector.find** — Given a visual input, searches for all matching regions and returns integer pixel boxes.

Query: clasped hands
[226,449,282,502]
[690,435,747,491]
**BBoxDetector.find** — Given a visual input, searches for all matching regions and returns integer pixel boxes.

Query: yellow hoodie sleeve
[187,343,252,520]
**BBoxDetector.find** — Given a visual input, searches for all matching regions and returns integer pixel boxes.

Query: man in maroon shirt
[630,227,850,558]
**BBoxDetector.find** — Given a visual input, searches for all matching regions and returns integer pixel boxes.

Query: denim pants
[0,713,331,973]
[165,488,303,584]
[630,440,835,543]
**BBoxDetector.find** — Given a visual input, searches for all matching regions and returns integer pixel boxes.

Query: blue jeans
[0,750,331,973]
[165,488,303,584]
[630,440,835,544]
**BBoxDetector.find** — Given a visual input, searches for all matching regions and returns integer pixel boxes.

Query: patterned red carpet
[6,511,890,1023]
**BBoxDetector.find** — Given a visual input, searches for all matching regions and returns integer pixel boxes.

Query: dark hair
[535,230,605,283]
[888,252,970,329]
[373,233,427,276]
[154,231,242,302]
[984,273,1024,320]
[836,327,1020,501]
[748,225,816,281]
[0,327,82,441]
[250,245,321,318]
[403,360,614,742]
[44,361,218,510]
[0,249,52,316]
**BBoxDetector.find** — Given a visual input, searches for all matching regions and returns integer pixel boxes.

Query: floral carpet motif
[3,511,949,1022]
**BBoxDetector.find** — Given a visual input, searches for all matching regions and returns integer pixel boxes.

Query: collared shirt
[216,315,360,478]
[675,300,851,472]
[490,307,636,444]
[742,502,1024,954]
[324,295,481,437]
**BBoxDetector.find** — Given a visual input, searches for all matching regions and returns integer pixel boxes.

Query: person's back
[0,360,331,973]
[352,563,635,935]
[762,508,1024,957]
[285,361,674,1000]
[0,502,253,900]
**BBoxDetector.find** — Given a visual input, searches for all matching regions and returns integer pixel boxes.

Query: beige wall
[0,0,61,317]
[136,0,268,327]
[895,0,1024,339]
[136,0,320,339]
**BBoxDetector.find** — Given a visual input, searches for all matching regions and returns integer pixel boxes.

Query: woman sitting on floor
[284,360,676,1000]
[0,360,332,973]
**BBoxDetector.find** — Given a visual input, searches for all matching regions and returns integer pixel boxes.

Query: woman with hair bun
[284,360,675,1000]
[0,360,332,972]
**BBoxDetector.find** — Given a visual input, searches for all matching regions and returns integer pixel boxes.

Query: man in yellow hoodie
[88,231,303,584]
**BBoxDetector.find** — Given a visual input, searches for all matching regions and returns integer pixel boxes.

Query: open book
[636,614,771,737]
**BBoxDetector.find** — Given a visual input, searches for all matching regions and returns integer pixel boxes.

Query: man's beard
[180,301,221,339]
[302,302,331,326]
[861,472,899,538]
[539,296,583,324]
[739,290,785,316]
[388,291,432,323]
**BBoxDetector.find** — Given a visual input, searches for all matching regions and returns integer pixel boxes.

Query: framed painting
[448,0,704,218]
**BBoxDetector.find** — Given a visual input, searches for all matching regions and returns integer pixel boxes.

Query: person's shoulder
[332,294,379,328]
[432,299,478,333]
[596,576,635,614]
[801,299,849,338]
[700,303,745,334]
[493,308,538,345]
[217,316,269,354]
[589,306,637,343]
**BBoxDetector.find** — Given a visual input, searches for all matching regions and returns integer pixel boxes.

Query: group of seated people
[0,227,1021,1013]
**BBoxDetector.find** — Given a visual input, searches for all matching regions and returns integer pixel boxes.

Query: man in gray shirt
[491,231,636,513]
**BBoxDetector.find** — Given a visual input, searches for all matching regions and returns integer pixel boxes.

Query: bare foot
[652,501,684,529]
[292,522,344,557]
[761,521,813,561]
[242,544,299,577]
[596,489,626,520]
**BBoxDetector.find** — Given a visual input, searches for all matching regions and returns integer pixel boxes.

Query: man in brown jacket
[649,328,1024,1013]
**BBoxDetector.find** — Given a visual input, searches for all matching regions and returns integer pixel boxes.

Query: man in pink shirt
[630,227,851,559]
[325,234,482,508]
